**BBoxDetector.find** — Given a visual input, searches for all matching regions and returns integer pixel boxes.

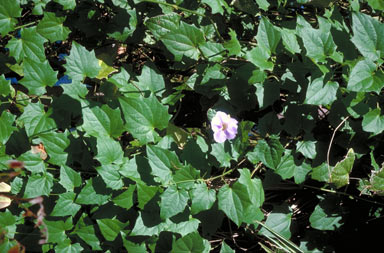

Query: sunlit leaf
[6,27,47,63]
[160,185,189,219]
[0,0,21,36]
[347,59,384,94]
[24,172,54,198]
[37,12,71,42]
[330,148,355,188]
[64,42,101,81]
[97,218,126,241]
[0,111,16,145]
[362,108,384,134]
[51,192,81,217]
[17,101,56,137]
[351,12,384,61]
[119,94,171,144]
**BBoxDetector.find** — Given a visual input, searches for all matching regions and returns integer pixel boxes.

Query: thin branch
[327,116,350,180]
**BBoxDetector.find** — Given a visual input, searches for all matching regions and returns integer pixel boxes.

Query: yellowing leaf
[97,60,118,79]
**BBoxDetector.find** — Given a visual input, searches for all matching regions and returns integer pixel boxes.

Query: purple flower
[211,111,238,143]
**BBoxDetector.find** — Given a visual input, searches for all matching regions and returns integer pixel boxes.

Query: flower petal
[214,130,227,143]
[224,129,237,140]
[211,113,224,132]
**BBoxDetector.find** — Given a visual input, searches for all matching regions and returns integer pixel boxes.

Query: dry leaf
[6,160,24,169]
[31,143,48,160]
[0,182,11,192]
[0,195,11,209]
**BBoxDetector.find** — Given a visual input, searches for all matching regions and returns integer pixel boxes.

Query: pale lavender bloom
[211,111,238,143]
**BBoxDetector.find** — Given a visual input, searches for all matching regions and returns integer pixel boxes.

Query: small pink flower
[211,111,238,143]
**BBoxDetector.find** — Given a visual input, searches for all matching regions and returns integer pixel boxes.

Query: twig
[327,116,349,180]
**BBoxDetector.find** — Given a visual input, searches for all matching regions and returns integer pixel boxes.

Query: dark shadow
[51,94,82,130]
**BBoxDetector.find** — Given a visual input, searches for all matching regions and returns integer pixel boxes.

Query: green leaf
[199,41,225,62]
[18,101,56,137]
[369,167,384,194]
[296,140,317,159]
[309,196,343,230]
[82,102,124,138]
[367,0,384,10]
[275,151,295,179]
[59,165,82,191]
[173,165,200,190]
[347,59,384,94]
[18,150,46,173]
[72,217,102,250]
[24,172,54,198]
[62,80,89,101]
[238,169,264,207]
[97,218,126,241]
[224,29,242,56]
[255,0,270,10]
[119,94,171,144]
[133,62,165,96]
[0,75,12,97]
[256,17,281,55]
[64,42,101,81]
[160,185,189,219]
[218,182,252,226]
[202,0,230,15]
[145,13,180,39]
[131,213,199,237]
[304,77,338,105]
[246,46,274,71]
[137,182,158,209]
[51,192,81,217]
[190,183,216,215]
[220,242,235,253]
[146,15,205,61]
[252,136,284,170]
[6,27,47,63]
[0,0,21,36]
[311,163,330,182]
[95,136,123,165]
[56,240,83,253]
[296,16,337,63]
[211,142,234,168]
[96,164,124,190]
[19,58,58,95]
[38,132,70,166]
[37,12,70,42]
[259,205,292,239]
[281,28,301,54]
[113,184,135,209]
[76,178,110,205]
[351,12,384,61]
[53,0,76,10]
[330,148,355,188]
[123,238,147,253]
[362,108,384,134]
[172,232,210,253]
[147,145,181,184]
[108,68,136,94]
[45,217,72,244]
[0,111,16,145]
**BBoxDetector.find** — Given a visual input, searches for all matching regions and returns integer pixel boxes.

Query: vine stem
[14,21,37,30]
[141,0,224,42]
[327,116,350,181]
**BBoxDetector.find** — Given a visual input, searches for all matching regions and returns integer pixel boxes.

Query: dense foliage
[1,0,384,252]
